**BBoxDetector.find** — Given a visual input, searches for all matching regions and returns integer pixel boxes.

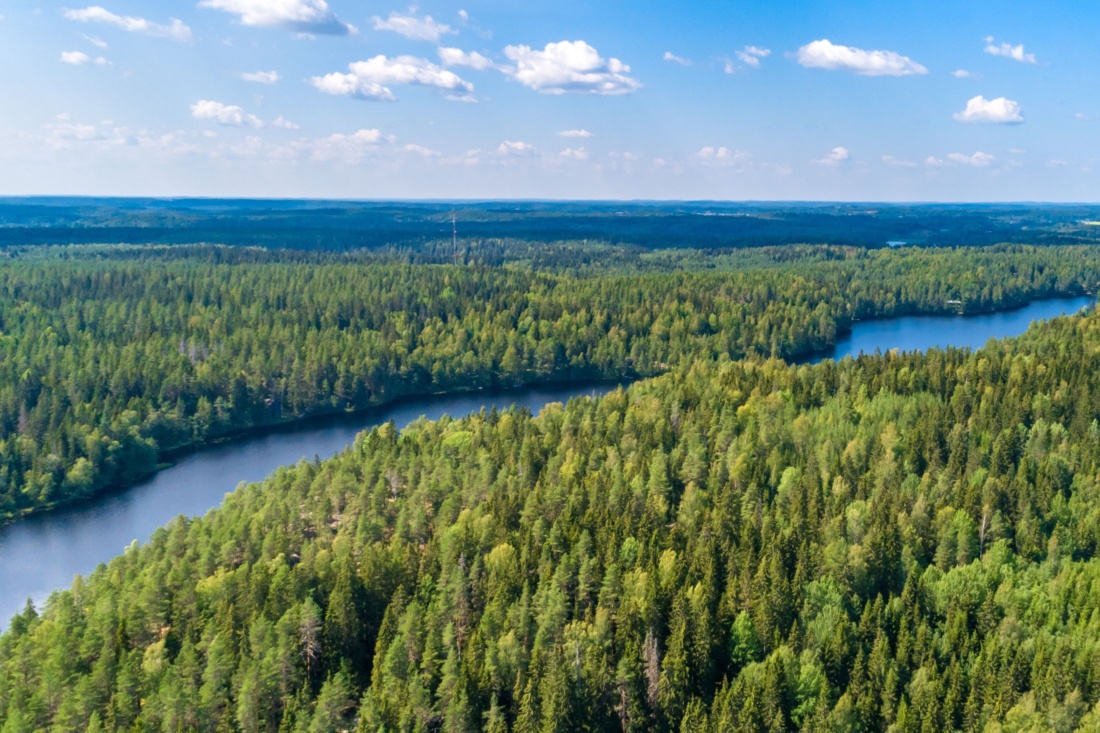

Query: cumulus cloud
[560,147,589,160]
[64,6,192,42]
[83,35,108,48]
[953,95,1024,124]
[558,129,593,138]
[372,9,453,42]
[984,38,1037,64]
[199,0,354,35]
[403,143,441,157]
[663,51,691,66]
[952,69,973,78]
[501,41,640,95]
[926,151,996,167]
[498,140,536,155]
[812,146,851,166]
[191,100,263,127]
[312,56,474,101]
[735,46,770,69]
[307,129,388,162]
[882,155,917,167]
[43,114,201,156]
[241,70,279,84]
[796,39,927,76]
[273,116,300,129]
[949,152,995,166]
[438,47,495,70]
[697,146,751,163]
[60,50,108,65]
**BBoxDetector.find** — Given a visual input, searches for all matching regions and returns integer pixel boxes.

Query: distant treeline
[3,200,1100,250]
[0,243,1097,520]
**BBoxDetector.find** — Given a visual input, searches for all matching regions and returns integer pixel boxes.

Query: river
[0,295,1093,627]
[0,381,624,626]
[800,295,1094,363]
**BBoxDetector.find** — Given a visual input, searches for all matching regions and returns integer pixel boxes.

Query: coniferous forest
[4,239,1100,732]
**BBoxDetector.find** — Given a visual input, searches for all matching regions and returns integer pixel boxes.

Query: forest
[1,243,1099,518]
[4,236,1100,732]
[6,296,1100,731]
[4,199,1100,251]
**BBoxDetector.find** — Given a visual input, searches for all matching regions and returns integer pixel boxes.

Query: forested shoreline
[7,302,1100,730]
[1,243,1098,520]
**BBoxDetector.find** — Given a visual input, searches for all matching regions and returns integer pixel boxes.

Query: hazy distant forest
[4,202,1100,732]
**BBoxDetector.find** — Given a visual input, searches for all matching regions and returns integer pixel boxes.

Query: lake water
[0,382,623,626]
[800,296,1094,363]
[0,295,1093,627]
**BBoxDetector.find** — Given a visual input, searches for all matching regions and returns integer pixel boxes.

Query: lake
[0,294,1093,627]
[0,381,624,626]
[800,296,1094,363]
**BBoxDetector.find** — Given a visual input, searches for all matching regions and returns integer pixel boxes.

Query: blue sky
[1,0,1096,200]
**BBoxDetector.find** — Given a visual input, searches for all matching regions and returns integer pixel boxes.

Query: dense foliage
[2,244,1099,518]
[7,306,1100,731]
[5,199,1100,250]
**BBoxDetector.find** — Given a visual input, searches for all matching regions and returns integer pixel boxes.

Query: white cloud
[64,6,192,42]
[558,129,593,138]
[953,95,1024,124]
[438,47,495,70]
[951,69,973,78]
[723,58,736,75]
[949,152,995,166]
[403,143,441,157]
[1074,112,1091,121]
[273,116,300,129]
[663,51,691,66]
[697,146,750,163]
[812,146,851,166]
[307,129,387,162]
[42,115,201,156]
[199,0,354,35]
[83,35,108,48]
[735,46,770,69]
[60,50,89,64]
[498,140,536,156]
[60,51,108,65]
[560,147,589,160]
[371,9,453,42]
[241,70,279,84]
[45,115,102,144]
[984,38,1037,65]
[501,40,640,95]
[458,10,469,22]
[882,155,917,167]
[190,100,263,127]
[312,56,474,101]
[926,151,996,167]
[796,39,927,76]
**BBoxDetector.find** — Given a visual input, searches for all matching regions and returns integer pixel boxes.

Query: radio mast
[451,209,458,265]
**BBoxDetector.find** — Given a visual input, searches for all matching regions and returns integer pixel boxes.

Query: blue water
[802,296,1094,363]
[0,294,1093,627]
[0,382,623,626]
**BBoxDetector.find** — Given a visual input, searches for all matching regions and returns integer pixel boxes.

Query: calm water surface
[801,296,1094,363]
[0,382,623,626]
[1,296,1093,626]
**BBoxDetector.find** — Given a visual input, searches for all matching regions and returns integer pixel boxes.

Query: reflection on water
[800,296,1094,364]
[0,381,624,626]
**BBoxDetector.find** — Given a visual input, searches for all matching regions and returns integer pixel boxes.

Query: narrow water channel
[1,295,1093,626]
[0,381,624,625]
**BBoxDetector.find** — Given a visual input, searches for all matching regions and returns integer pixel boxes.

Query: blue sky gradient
[1,0,1095,200]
